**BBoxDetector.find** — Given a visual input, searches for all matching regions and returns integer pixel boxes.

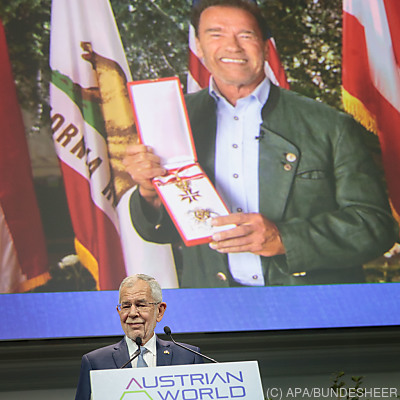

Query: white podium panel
[91,361,264,399]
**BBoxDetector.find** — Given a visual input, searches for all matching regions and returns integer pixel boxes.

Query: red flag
[0,20,49,293]
[342,0,400,220]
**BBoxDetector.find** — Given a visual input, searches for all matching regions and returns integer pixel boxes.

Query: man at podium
[75,274,203,400]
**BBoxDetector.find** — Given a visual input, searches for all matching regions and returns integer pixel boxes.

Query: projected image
[1,0,400,340]
[125,0,398,289]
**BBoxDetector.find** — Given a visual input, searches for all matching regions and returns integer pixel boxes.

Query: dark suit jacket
[130,84,398,287]
[75,336,203,400]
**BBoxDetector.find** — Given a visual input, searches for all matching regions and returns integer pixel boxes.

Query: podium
[91,361,264,399]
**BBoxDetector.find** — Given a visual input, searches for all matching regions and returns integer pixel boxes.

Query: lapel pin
[285,152,297,163]
[164,350,170,355]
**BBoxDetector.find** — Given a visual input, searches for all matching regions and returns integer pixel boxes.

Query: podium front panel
[91,361,264,399]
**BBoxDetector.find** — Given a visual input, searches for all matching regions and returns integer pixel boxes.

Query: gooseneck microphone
[120,336,142,369]
[163,326,218,363]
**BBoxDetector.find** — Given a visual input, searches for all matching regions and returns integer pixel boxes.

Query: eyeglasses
[116,301,160,313]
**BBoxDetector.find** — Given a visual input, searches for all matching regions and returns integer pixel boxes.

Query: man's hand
[123,144,166,209]
[209,213,285,257]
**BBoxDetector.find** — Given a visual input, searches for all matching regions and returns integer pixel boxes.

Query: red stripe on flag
[188,49,210,89]
[267,39,290,89]
[342,7,400,217]
[375,91,400,216]
[59,161,126,290]
[383,0,400,67]
[0,21,48,287]
[342,12,375,113]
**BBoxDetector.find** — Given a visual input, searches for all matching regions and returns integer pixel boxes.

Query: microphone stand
[164,326,218,363]
[120,336,142,369]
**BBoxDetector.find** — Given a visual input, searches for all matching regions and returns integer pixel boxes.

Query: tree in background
[0,0,51,129]
[262,0,343,108]
[2,0,343,129]
[112,0,191,85]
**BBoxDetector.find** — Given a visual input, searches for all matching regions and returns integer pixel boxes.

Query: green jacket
[130,84,397,287]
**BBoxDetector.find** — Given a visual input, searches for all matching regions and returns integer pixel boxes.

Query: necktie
[137,347,148,368]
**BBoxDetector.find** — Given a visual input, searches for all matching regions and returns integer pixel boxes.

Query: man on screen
[124,0,397,288]
[75,274,203,400]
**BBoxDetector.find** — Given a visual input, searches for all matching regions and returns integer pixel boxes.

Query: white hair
[118,274,162,303]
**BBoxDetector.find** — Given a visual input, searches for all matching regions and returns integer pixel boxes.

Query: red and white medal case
[127,77,233,246]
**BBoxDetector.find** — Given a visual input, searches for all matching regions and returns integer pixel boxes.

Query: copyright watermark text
[265,387,398,399]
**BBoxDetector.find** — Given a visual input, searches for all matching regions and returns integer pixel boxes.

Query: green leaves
[260,0,343,108]
[2,0,344,133]
[112,0,190,84]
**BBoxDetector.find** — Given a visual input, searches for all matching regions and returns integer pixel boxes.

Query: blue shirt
[209,77,270,286]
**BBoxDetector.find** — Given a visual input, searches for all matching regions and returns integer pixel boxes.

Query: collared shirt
[210,77,270,286]
[125,333,157,368]
[89,335,157,399]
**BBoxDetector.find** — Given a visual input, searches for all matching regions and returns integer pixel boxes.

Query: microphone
[163,326,218,363]
[255,132,265,141]
[120,336,142,369]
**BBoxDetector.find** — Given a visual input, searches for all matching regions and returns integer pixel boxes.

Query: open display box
[127,77,233,246]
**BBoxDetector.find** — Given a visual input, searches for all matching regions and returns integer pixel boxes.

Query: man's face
[117,280,166,344]
[195,6,269,92]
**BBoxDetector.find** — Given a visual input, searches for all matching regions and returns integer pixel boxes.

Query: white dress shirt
[125,333,157,368]
[210,77,270,286]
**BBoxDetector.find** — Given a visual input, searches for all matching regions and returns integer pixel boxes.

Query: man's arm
[123,143,166,209]
[123,143,181,243]
[75,355,92,400]
[124,144,181,244]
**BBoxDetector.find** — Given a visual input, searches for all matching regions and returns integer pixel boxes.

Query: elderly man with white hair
[75,274,203,400]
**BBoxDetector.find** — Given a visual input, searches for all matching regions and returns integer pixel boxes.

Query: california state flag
[50,0,177,289]
[342,0,400,220]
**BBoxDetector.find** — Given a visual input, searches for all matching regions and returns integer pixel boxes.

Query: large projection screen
[1,0,399,341]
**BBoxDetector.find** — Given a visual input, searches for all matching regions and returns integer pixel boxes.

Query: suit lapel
[258,85,300,220]
[257,125,299,220]
[189,91,217,184]
[112,338,131,368]
[156,337,173,366]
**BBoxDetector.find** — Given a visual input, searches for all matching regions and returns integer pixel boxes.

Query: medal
[174,170,201,203]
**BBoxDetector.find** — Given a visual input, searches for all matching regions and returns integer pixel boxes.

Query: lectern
[91,361,264,399]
